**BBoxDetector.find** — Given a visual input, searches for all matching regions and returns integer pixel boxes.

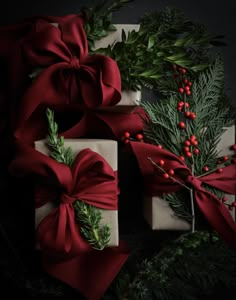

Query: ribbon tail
[42,241,129,300]
[195,189,236,250]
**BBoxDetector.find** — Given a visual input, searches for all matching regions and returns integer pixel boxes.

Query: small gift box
[94,24,141,113]
[143,125,235,230]
[34,138,119,246]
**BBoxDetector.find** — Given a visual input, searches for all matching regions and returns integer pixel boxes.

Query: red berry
[159,160,165,166]
[184,85,190,91]
[177,106,182,111]
[222,156,228,162]
[174,73,179,78]
[124,139,130,144]
[179,156,185,161]
[178,101,185,106]
[222,196,228,202]
[178,121,186,129]
[173,64,177,70]
[186,151,192,157]
[121,136,126,141]
[192,140,198,146]
[184,140,191,146]
[217,160,222,165]
[231,158,236,164]
[229,206,234,211]
[168,169,175,176]
[189,112,196,120]
[136,133,143,141]
[185,102,190,108]
[230,144,236,150]
[217,168,223,173]
[157,144,162,149]
[190,135,197,141]
[186,90,191,96]
[188,82,192,86]
[124,131,130,138]
[178,88,184,94]
[184,146,190,152]
[203,166,209,172]
[193,148,199,155]
[185,111,191,117]
[163,173,169,179]
[183,78,188,84]
[181,68,186,74]
[232,202,236,207]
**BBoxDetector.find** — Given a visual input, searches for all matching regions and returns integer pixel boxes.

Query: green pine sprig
[46,108,111,250]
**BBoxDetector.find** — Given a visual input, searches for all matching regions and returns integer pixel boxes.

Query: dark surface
[0,1,236,298]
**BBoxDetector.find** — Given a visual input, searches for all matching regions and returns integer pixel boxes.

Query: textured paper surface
[144,125,235,230]
[34,139,119,246]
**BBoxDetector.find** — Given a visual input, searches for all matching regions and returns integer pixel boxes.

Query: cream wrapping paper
[144,125,235,230]
[34,139,119,246]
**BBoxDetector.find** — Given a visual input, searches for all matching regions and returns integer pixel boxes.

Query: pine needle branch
[46,108,111,250]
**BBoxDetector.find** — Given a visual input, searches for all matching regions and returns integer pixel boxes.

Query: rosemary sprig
[46,108,111,250]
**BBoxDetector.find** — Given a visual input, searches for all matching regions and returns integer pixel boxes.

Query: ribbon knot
[70,56,80,69]
[185,175,202,189]
[61,193,75,204]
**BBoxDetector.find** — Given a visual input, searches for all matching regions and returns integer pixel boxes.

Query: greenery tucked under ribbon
[46,108,111,250]
[85,2,225,91]
[141,56,236,226]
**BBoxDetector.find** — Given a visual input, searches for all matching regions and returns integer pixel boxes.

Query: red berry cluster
[157,159,175,179]
[221,196,236,212]
[121,131,143,144]
[202,143,236,175]
[180,135,199,159]
[173,64,192,97]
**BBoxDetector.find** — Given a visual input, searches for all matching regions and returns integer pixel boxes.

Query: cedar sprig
[46,108,111,250]
[141,57,235,222]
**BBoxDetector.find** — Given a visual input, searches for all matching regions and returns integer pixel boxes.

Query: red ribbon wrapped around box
[129,141,236,250]
[9,142,129,300]
[0,13,145,145]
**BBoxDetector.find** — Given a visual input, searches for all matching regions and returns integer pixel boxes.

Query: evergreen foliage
[46,108,111,250]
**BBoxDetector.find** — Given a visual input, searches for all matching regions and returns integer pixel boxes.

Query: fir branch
[46,108,111,250]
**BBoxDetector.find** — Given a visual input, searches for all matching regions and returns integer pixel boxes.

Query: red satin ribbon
[129,141,236,250]
[13,15,121,135]
[9,142,129,300]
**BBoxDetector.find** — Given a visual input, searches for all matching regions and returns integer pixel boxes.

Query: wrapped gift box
[34,138,119,246]
[29,23,141,113]
[144,125,235,230]
[94,24,141,113]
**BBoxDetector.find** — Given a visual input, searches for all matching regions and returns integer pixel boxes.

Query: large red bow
[129,141,236,250]
[14,15,121,136]
[9,142,129,300]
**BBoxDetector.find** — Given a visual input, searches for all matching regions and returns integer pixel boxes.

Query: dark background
[0,0,236,108]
